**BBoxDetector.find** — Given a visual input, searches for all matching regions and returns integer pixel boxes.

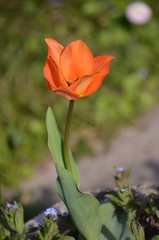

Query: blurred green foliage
[0,0,159,187]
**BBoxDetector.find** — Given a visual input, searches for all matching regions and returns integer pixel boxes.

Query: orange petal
[70,73,98,96]
[44,58,67,88]
[53,87,80,100]
[94,55,115,72]
[46,81,52,90]
[45,38,63,66]
[60,40,94,82]
[46,78,79,100]
[82,56,114,97]
[44,60,56,88]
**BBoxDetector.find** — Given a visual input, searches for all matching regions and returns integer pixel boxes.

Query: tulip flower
[44,38,114,100]
[44,39,114,173]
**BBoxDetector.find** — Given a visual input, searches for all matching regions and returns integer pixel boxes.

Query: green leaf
[130,220,145,240]
[56,164,101,240]
[0,208,13,233]
[15,203,24,235]
[99,203,135,240]
[37,230,45,240]
[46,106,80,187]
[0,225,10,239]
[106,194,121,206]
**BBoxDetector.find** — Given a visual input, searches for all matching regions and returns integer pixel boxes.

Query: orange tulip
[44,38,114,100]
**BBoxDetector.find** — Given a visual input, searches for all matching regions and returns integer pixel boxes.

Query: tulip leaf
[46,107,80,187]
[99,203,135,240]
[56,163,101,240]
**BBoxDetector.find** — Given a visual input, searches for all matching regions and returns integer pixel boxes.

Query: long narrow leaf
[46,107,80,187]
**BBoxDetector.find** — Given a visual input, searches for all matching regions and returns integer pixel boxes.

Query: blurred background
[0,0,159,220]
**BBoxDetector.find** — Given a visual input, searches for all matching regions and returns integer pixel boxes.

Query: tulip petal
[60,40,94,82]
[44,59,68,87]
[44,58,67,88]
[70,73,98,97]
[94,55,115,72]
[46,81,53,90]
[44,60,57,88]
[45,38,63,66]
[53,87,80,100]
[83,56,114,97]
[46,80,79,100]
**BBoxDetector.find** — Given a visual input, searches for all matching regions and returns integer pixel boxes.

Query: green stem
[64,100,74,173]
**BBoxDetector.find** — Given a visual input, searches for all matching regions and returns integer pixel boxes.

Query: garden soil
[3,105,159,217]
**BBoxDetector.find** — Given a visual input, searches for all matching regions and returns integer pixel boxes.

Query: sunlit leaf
[56,164,101,240]
[99,203,134,240]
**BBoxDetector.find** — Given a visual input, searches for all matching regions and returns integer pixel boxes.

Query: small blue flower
[117,167,125,173]
[120,188,126,193]
[6,203,18,211]
[63,211,70,217]
[44,208,57,219]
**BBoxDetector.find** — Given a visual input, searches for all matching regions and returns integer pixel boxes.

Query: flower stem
[64,100,74,173]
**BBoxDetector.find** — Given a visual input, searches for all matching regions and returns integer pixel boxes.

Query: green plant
[0,190,27,239]
[46,106,134,239]
[106,167,145,239]
[1,167,159,239]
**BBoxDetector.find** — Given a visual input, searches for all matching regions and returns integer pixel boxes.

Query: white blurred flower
[125,2,152,25]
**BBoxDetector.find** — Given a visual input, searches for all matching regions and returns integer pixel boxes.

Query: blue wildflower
[120,188,126,193]
[6,203,18,211]
[44,208,57,219]
[63,211,70,217]
[117,167,125,173]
